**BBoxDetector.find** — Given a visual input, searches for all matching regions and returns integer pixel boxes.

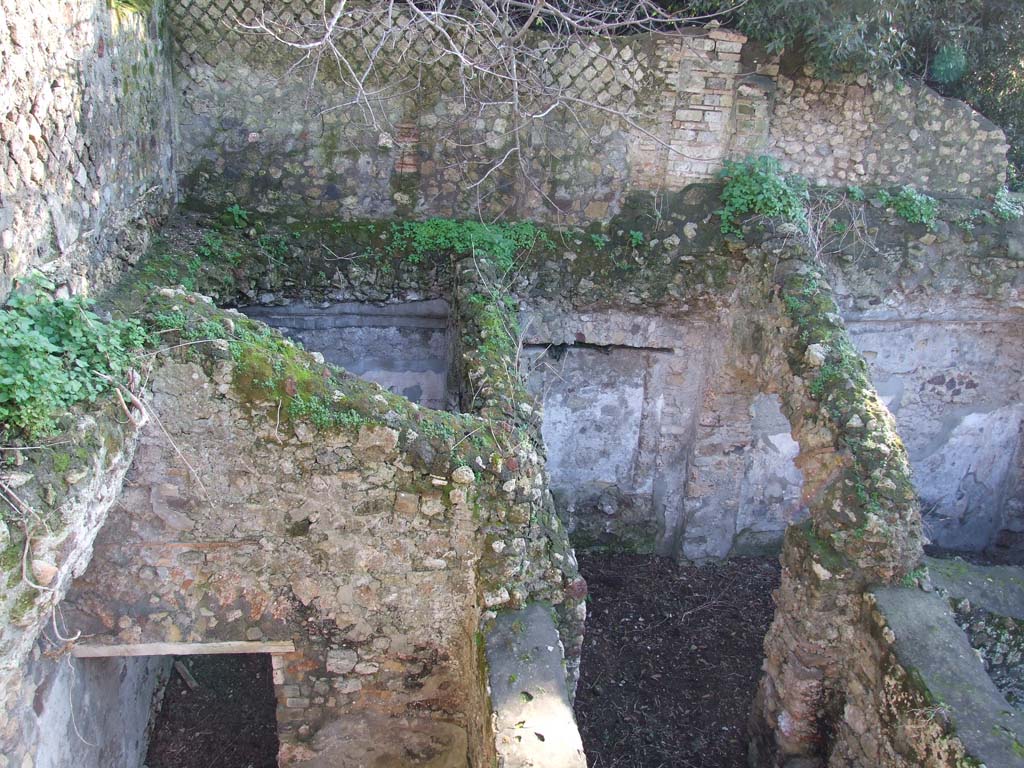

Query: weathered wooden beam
[71,640,295,658]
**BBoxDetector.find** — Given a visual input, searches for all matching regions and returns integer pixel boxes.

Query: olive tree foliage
[238,1,739,210]
[934,1,1024,186]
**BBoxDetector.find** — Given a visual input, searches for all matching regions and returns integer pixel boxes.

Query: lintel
[71,640,295,658]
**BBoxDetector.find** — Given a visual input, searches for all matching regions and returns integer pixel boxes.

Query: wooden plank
[71,640,295,658]
[174,660,199,690]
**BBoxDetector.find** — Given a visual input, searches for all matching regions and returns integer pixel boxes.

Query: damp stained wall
[19,651,170,768]
[521,218,1024,561]
[845,308,1024,553]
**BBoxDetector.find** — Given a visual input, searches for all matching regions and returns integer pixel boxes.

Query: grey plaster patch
[916,405,1024,550]
[242,300,451,409]
[734,394,807,556]
[849,319,1024,552]
[485,604,587,768]
[31,654,171,768]
[524,343,666,551]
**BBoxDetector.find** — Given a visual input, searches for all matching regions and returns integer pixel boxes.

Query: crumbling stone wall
[768,74,1009,194]
[166,0,1006,223]
[2,191,1019,766]
[744,229,927,764]
[826,213,1024,555]
[65,355,485,767]
[824,582,1023,767]
[0,0,177,301]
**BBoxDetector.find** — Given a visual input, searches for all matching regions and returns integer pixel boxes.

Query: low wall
[0,0,177,301]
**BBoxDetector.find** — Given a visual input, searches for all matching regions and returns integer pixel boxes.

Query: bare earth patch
[574,554,780,768]
[146,653,279,768]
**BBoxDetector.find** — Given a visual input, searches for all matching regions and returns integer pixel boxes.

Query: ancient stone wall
[768,74,1009,195]
[522,309,719,555]
[745,230,925,764]
[0,0,177,301]
[64,356,485,767]
[826,213,1024,555]
[824,581,1023,767]
[166,0,1006,223]
[0,403,144,767]
[506,189,1021,563]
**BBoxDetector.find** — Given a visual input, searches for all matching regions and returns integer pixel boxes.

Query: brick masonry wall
[166,1,1007,222]
[0,0,177,301]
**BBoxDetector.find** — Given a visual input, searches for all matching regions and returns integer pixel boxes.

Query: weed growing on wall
[717,156,809,236]
[0,275,148,440]
[993,188,1024,221]
[877,185,939,229]
[387,219,552,271]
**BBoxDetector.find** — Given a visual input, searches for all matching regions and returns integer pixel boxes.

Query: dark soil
[574,554,780,768]
[146,654,279,768]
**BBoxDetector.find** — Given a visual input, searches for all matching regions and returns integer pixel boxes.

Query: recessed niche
[242,300,451,410]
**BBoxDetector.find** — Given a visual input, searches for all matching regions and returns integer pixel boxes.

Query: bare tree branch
[236,0,746,216]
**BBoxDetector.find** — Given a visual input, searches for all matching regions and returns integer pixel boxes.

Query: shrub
[717,155,809,236]
[878,185,939,228]
[387,218,551,271]
[993,188,1024,221]
[0,276,145,439]
[930,44,968,85]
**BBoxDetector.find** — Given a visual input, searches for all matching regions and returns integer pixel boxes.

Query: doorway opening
[573,554,780,768]
[145,653,279,768]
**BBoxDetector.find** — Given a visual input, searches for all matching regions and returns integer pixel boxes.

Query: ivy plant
[0,275,147,440]
[717,155,809,236]
[994,188,1024,221]
[878,185,939,229]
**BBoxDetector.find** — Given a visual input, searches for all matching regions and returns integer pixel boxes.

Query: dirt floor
[574,554,780,768]
[146,653,279,768]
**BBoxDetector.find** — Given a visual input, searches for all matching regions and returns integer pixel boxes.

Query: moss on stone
[9,588,37,623]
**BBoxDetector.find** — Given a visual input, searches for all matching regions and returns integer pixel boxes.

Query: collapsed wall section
[0,0,177,300]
